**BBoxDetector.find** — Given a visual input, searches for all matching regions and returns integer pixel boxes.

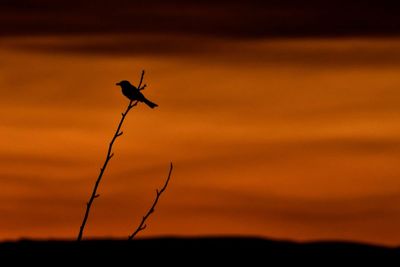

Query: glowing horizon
[1,34,400,245]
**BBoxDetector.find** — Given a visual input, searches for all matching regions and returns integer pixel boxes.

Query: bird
[116,80,158,108]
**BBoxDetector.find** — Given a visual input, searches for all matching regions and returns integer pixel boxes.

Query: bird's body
[116,80,158,108]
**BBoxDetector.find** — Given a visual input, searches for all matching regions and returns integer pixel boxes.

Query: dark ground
[1,237,399,264]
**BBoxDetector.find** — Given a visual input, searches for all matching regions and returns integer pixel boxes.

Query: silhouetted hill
[1,237,399,264]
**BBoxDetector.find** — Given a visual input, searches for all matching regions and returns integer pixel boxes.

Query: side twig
[128,162,173,240]
[77,70,145,242]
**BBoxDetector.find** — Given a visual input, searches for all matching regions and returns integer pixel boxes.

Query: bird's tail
[143,98,158,109]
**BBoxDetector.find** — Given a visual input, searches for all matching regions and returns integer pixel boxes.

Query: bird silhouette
[116,80,158,108]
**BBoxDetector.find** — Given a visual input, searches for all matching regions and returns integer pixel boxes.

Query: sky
[1,1,400,245]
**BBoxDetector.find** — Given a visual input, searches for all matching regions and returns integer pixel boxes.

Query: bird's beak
[116,82,120,86]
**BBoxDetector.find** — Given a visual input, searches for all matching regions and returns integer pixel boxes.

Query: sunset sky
[1,1,400,245]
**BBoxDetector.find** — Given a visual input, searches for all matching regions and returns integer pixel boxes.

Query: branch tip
[128,162,173,240]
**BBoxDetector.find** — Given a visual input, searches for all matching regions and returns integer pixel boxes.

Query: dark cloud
[4,34,400,68]
[2,35,221,56]
[1,1,400,38]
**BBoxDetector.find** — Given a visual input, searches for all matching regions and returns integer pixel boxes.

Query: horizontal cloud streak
[173,186,400,222]
[3,36,400,68]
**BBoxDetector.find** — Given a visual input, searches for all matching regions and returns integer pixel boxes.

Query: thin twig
[77,70,145,241]
[128,162,173,240]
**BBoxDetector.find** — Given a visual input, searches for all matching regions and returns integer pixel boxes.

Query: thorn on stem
[94,194,100,198]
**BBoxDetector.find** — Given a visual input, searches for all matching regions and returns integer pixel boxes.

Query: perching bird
[116,80,158,108]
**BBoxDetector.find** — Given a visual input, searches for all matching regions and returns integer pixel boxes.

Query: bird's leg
[139,84,147,91]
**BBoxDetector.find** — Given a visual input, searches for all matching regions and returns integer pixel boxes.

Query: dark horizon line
[2,235,399,248]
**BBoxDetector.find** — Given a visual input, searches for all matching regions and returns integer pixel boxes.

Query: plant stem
[77,71,145,241]
[128,163,173,240]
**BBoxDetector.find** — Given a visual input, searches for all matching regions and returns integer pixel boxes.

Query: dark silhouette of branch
[77,70,145,242]
[128,163,173,240]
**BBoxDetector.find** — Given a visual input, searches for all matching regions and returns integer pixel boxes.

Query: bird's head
[115,80,132,88]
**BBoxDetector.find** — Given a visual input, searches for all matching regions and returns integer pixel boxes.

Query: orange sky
[1,36,400,245]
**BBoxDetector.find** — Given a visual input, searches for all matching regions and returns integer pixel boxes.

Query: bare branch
[139,84,147,91]
[77,70,146,242]
[128,101,138,109]
[128,163,173,240]
[137,70,145,89]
